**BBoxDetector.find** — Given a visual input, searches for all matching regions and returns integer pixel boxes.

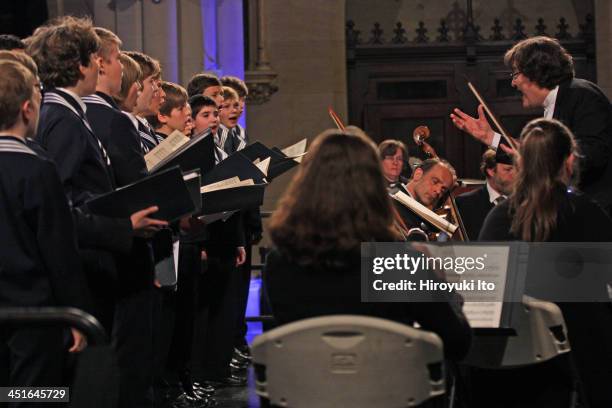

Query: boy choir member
[187,72,224,106]
[188,92,248,387]
[150,81,191,139]
[220,77,262,362]
[0,58,90,404]
[124,51,165,153]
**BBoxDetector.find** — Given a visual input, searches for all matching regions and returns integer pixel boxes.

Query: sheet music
[255,157,270,176]
[145,130,190,171]
[392,190,458,235]
[281,138,307,162]
[200,177,241,193]
[425,244,510,328]
[200,177,255,193]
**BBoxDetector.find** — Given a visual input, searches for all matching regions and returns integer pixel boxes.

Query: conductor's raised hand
[450,104,495,146]
[130,206,168,237]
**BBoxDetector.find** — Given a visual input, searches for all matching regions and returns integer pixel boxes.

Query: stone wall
[246,0,348,211]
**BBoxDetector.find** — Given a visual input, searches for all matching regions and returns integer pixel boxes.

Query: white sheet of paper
[172,240,180,283]
[144,130,190,171]
[255,157,270,176]
[200,177,241,193]
[281,138,307,162]
[424,244,510,328]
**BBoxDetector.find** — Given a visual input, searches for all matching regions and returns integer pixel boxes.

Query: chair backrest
[463,296,571,368]
[252,315,445,408]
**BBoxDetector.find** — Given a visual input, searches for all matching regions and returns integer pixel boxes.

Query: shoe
[233,346,252,362]
[192,382,215,395]
[236,345,251,356]
[230,357,249,371]
[170,391,217,408]
[179,370,215,397]
[203,373,247,388]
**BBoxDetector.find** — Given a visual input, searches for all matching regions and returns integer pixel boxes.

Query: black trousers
[166,241,201,379]
[152,288,175,383]
[0,326,65,408]
[192,251,237,380]
[233,243,253,347]
[112,288,155,408]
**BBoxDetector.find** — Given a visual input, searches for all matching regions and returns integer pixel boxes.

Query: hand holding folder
[86,166,196,223]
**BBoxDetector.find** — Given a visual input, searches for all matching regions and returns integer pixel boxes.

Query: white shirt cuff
[491,132,501,149]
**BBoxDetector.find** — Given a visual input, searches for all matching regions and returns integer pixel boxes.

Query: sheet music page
[234,179,255,187]
[145,130,190,171]
[200,177,241,193]
[281,138,307,162]
[183,171,200,181]
[392,190,458,235]
[425,244,510,328]
[255,157,270,176]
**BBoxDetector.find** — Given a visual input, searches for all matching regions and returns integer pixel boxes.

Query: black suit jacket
[455,186,494,241]
[553,78,612,210]
[497,78,612,210]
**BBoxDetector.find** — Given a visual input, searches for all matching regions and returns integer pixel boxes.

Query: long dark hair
[510,118,578,241]
[269,127,401,264]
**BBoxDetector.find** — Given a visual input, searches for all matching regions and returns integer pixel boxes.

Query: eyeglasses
[383,156,404,163]
[510,71,521,81]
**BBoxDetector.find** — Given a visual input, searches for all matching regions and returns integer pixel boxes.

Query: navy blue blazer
[84,92,148,187]
[0,136,90,310]
[37,88,115,206]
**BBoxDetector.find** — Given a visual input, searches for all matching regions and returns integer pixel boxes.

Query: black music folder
[150,129,216,175]
[201,184,266,214]
[202,151,267,185]
[183,169,202,213]
[86,166,195,222]
[240,142,300,179]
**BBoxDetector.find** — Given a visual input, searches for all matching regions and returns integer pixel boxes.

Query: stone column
[246,0,348,210]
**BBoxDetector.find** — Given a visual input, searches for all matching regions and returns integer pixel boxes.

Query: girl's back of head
[269,127,400,264]
[511,118,578,241]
